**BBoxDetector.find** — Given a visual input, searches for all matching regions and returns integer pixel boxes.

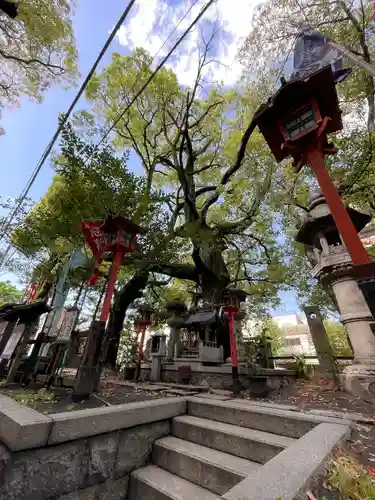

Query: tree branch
[201,117,257,219]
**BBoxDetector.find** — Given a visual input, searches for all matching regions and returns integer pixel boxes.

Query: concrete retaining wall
[0,395,186,500]
[140,364,295,390]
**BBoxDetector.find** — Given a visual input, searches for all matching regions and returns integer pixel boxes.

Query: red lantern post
[222,288,247,394]
[73,216,146,399]
[254,66,370,267]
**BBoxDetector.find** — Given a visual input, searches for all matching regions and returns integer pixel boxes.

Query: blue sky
[0,0,300,315]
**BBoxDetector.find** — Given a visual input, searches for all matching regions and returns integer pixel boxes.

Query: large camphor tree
[85,43,290,310]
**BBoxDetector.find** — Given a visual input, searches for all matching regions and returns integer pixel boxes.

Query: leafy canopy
[0,0,77,133]
[0,280,22,306]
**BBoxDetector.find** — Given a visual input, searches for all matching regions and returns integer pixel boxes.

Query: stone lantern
[165,300,187,361]
[296,187,375,398]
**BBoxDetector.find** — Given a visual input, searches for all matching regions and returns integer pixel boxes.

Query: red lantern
[81,216,145,323]
[254,66,369,267]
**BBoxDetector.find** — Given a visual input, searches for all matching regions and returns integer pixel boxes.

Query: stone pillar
[331,276,375,364]
[165,300,186,362]
[303,306,337,379]
[73,321,106,399]
[331,275,375,398]
[150,334,166,382]
[166,316,184,361]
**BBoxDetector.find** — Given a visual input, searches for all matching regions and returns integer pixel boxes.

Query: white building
[273,313,316,358]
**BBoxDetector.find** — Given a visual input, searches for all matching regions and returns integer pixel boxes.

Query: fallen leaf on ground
[306,491,317,499]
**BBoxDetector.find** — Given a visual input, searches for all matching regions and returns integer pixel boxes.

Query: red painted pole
[227,309,238,368]
[306,146,370,266]
[100,249,123,323]
[138,326,146,364]
[225,307,239,393]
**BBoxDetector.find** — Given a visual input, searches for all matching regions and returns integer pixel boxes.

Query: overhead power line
[93,0,216,152]
[0,0,137,245]
[0,0,216,272]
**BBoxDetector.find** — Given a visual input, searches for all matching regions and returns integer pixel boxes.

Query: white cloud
[115,0,259,87]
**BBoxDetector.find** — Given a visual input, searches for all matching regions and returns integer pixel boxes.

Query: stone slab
[0,394,52,451]
[87,432,119,485]
[49,397,186,444]
[187,398,352,438]
[199,394,232,400]
[236,399,373,424]
[172,415,293,464]
[305,408,374,424]
[57,476,129,500]
[0,439,89,500]
[163,389,199,396]
[209,389,233,397]
[153,436,260,495]
[223,422,350,500]
[149,382,209,392]
[115,420,170,479]
[129,464,221,500]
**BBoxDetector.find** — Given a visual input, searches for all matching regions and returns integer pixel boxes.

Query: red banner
[81,222,108,260]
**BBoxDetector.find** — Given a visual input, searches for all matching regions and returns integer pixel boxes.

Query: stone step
[153,435,260,495]
[172,415,294,464]
[128,464,221,500]
[187,398,318,438]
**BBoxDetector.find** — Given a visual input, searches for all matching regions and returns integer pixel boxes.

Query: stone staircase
[127,400,296,499]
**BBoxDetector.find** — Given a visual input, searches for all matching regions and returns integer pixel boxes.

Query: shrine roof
[184,310,217,326]
[0,301,50,322]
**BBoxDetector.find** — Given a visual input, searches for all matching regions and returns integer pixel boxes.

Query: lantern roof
[296,190,371,245]
[222,287,248,299]
[135,303,154,313]
[253,65,342,162]
[102,215,146,235]
[166,299,187,313]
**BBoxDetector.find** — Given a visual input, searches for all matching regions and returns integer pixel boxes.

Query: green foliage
[323,320,353,356]
[246,317,285,355]
[290,354,312,379]
[116,324,138,369]
[12,122,145,256]
[0,280,22,306]
[4,387,55,409]
[327,451,375,500]
[0,0,77,133]
[243,318,284,369]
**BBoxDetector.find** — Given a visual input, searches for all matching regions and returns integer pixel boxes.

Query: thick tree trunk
[192,227,231,302]
[104,270,149,368]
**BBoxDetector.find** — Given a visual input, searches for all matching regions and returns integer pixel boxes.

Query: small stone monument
[150,333,166,382]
